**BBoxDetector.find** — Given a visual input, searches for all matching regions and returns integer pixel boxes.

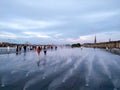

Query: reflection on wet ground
[0,48,120,90]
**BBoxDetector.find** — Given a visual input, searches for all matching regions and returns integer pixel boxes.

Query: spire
[94,35,96,43]
[109,38,111,42]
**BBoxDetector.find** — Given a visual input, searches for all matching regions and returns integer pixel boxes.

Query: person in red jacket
[37,46,41,67]
[37,46,41,56]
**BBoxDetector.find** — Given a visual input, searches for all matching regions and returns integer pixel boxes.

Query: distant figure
[40,46,42,50]
[106,47,109,50]
[7,46,10,54]
[51,46,53,50]
[44,46,47,55]
[55,46,57,50]
[19,46,22,51]
[37,46,41,56]
[30,46,33,50]
[16,45,19,52]
[81,46,83,50]
[34,46,36,50]
[23,46,27,52]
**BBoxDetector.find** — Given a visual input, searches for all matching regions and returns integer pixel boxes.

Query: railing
[0,47,16,54]
[0,47,33,54]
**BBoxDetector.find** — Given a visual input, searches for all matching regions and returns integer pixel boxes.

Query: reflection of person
[43,55,47,66]
[16,52,18,55]
[23,52,26,60]
[37,59,40,67]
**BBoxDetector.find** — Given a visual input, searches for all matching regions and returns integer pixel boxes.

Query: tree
[71,43,81,47]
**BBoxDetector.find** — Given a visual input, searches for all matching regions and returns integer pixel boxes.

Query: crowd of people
[15,45,57,55]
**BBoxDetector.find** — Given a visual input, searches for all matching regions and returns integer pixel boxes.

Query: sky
[0,0,120,44]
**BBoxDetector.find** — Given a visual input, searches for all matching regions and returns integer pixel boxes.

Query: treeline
[71,43,81,47]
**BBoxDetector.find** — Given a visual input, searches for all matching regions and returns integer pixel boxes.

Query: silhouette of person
[44,46,47,55]
[23,45,27,52]
[16,45,19,53]
[51,46,53,50]
[55,46,57,50]
[19,46,22,51]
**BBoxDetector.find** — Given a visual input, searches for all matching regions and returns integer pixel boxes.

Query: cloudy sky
[0,0,120,44]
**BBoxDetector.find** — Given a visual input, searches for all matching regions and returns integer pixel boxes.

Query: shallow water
[0,48,120,90]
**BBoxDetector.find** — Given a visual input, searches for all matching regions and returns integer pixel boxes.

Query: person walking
[23,45,27,52]
[37,46,41,56]
[44,46,47,55]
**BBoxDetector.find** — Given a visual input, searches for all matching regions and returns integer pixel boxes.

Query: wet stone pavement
[0,48,120,90]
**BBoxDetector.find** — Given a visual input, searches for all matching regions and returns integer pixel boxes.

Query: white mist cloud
[65,31,120,44]
[0,31,17,39]
[0,18,62,30]
[23,31,51,38]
